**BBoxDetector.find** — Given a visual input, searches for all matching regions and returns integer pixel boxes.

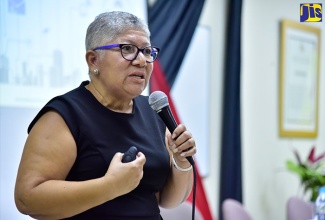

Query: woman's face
[95,29,154,100]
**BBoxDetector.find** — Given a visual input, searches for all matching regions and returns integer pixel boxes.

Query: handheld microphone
[148,91,194,165]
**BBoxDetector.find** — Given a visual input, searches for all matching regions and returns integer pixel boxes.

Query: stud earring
[93,69,99,75]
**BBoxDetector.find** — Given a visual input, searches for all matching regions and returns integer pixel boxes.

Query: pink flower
[307,146,325,164]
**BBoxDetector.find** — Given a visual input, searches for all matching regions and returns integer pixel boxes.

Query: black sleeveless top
[28,81,171,220]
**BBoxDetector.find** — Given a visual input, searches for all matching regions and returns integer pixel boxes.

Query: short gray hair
[85,11,151,51]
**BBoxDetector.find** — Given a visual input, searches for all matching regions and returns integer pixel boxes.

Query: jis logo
[300,3,322,22]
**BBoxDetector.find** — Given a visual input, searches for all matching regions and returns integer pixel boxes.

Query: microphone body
[149,91,194,165]
[156,106,178,135]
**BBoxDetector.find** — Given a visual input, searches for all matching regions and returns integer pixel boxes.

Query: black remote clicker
[122,146,138,163]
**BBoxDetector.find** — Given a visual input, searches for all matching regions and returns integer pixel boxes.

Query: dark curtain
[219,0,243,219]
[148,0,205,88]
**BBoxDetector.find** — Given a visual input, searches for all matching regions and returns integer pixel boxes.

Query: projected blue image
[8,0,26,15]
[0,0,147,108]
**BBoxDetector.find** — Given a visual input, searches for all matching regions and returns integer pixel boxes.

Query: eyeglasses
[93,44,160,63]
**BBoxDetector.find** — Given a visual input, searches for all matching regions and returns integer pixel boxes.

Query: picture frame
[279,20,321,138]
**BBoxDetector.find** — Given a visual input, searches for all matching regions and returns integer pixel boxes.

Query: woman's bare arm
[157,125,196,208]
[14,110,145,219]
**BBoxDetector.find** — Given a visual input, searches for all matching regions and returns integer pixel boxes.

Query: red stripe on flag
[150,60,214,220]
[187,164,214,220]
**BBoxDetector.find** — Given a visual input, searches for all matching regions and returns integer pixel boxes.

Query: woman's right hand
[104,152,146,196]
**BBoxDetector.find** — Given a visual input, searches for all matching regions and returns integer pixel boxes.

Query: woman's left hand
[166,124,196,163]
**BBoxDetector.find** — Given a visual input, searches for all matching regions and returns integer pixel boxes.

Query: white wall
[199,0,325,219]
[198,0,227,218]
[242,0,324,219]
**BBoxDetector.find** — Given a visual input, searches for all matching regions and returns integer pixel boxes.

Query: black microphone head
[148,91,169,112]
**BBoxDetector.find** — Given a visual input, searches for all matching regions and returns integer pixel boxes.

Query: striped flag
[149,1,213,219]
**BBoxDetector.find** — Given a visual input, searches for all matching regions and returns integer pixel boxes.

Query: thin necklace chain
[89,81,133,112]
[90,81,109,107]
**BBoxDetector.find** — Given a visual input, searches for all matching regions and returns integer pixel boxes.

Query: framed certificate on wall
[279,20,321,138]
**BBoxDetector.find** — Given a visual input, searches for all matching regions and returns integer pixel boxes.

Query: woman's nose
[132,51,147,66]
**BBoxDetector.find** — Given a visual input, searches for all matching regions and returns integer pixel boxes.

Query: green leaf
[286,160,307,177]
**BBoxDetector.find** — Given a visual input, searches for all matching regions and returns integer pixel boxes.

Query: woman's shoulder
[56,81,89,101]
[27,81,89,133]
